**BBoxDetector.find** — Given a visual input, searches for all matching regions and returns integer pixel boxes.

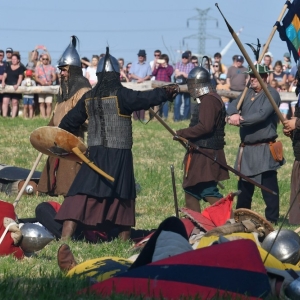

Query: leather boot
[185,192,201,212]
[118,226,131,241]
[61,220,77,241]
[57,244,77,272]
[205,197,220,205]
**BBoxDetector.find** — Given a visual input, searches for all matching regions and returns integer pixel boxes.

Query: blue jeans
[174,93,190,121]
[159,102,169,118]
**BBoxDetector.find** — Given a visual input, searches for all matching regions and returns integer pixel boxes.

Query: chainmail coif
[57,65,91,103]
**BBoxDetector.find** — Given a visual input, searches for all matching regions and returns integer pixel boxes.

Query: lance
[215,2,285,123]
[237,1,290,110]
[149,108,277,195]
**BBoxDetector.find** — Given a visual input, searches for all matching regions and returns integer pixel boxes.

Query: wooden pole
[13,152,43,208]
[216,3,285,124]
[232,1,290,111]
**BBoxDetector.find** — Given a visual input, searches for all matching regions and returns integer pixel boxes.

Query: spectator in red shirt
[152,54,174,119]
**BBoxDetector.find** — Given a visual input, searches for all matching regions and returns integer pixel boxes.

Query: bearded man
[227,64,282,224]
[37,36,91,237]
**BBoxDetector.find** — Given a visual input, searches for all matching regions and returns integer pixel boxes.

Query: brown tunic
[38,87,90,196]
[176,95,229,188]
[289,118,300,225]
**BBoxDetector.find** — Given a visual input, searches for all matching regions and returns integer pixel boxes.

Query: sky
[0,0,294,68]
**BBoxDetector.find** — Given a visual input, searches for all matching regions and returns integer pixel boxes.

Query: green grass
[0,114,294,299]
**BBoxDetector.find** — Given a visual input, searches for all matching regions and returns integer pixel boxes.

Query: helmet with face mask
[187,55,216,100]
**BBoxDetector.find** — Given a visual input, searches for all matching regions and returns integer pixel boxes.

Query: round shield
[30,126,87,162]
[234,208,274,240]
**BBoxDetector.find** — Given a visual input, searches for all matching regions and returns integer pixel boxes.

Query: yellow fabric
[66,256,132,282]
[197,232,300,271]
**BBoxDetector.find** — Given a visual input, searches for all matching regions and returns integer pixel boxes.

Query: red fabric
[47,201,61,213]
[202,192,234,226]
[84,240,269,300]
[0,200,24,259]
[180,218,196,237]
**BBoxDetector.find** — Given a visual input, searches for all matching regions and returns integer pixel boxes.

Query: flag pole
[236,0,290,111]
[216,3,285,124]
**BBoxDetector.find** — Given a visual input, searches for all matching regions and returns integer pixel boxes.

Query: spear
[215,3,285,124]
[149,108,276,195]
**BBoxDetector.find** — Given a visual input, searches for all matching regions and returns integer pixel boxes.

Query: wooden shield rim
[30,126,87,162]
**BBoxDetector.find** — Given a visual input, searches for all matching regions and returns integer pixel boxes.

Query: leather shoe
[57,244,77,272]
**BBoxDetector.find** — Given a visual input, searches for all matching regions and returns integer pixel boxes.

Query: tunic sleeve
[59,96,88,134]
[241,89,281,126]
[117,87,170,114]
[176,97,222,139]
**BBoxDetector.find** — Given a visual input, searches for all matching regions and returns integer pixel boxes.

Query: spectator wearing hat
[5,48,13,66]
[216,73,230,108]
[226,55,248,92]
[129,49,152,121]
[21,70,36,119]
[173,52,194,121]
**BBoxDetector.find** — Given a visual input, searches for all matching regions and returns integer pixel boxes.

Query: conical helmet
[96,47,120,74]
[57,36,81,68]
[20,223,55,254]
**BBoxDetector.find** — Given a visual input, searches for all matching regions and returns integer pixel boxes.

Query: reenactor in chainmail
[37,36,91,237]
[55,47,179,242]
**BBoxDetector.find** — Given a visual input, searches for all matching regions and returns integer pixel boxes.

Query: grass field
[0,113,296,299]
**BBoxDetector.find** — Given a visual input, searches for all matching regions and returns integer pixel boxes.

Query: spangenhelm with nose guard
[187,56,216,99]
[57,35,81,68]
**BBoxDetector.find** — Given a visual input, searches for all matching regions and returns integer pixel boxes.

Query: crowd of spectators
[0,45,298,120]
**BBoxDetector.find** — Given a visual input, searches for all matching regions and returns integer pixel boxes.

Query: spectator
[174,51,194,121]
[0,50,5,114]
[270,79,279,91]
[5,48,13,66]
[290,78,298,116]
[21,69,36,119]
[269,60,287,88]
[213,52,227,74]
[216,73,230,109]
[278,83,291,120]
[263,54,273,71]
[118,58,129,82]
[212,61,222,85]
[150,50,161,80]
[1,53,25,117]
[282,52,292,71]
[85,55,99,87]
[125,62,132,78]
[226,55,248,92]
[35,52,56,118]
[152,54,174,120]
[81,57,90,77]
[191,55,199,67]
[129,49,152,121]
[27,49,39,70]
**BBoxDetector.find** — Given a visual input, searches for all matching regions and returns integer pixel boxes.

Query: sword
[170,164,179,218]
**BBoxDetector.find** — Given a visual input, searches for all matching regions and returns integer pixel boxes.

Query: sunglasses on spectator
[154,54,160,57]
[213,65,219,67]
[42,58,49,61]
[192,61,198,63]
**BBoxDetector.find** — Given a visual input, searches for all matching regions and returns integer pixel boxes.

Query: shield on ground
[30,126,87,162]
